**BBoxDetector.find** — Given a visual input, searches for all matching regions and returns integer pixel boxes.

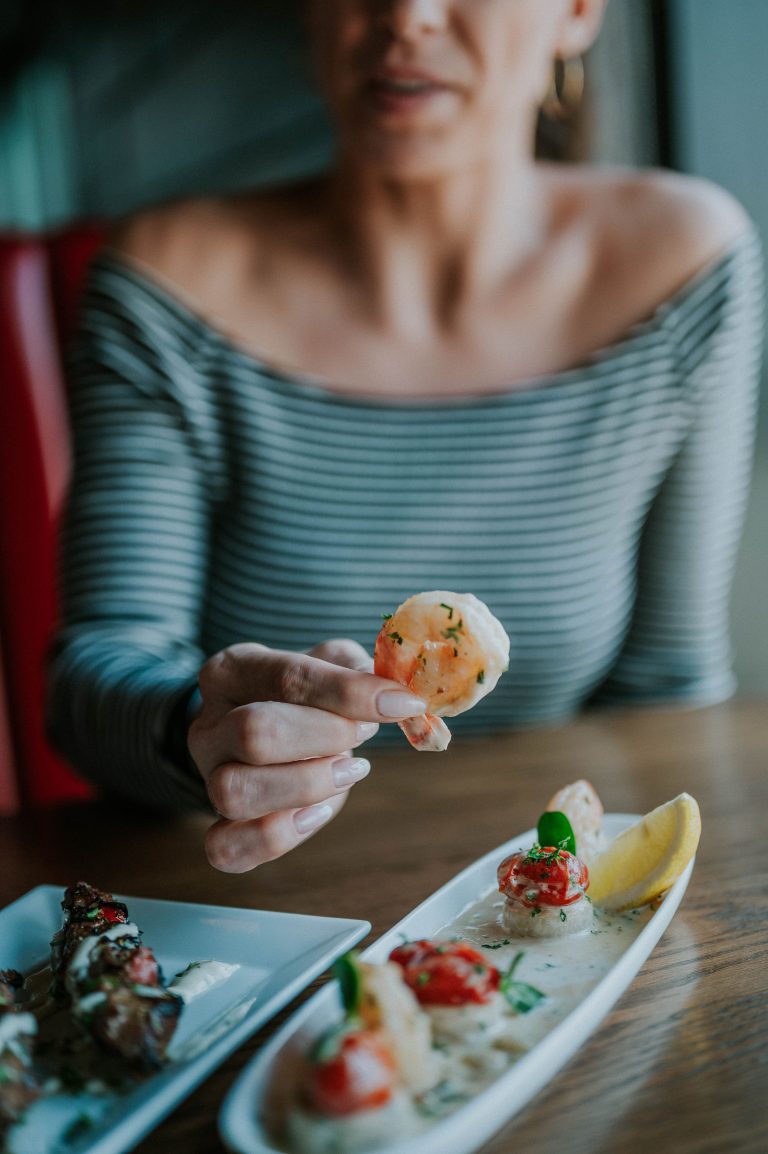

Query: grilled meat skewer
[51,882,182,1072]
[0,969,42,1137]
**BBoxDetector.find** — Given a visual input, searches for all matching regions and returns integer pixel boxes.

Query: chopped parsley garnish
[477,670,485,684]
[499,951,546,1015]
[388,631,404,645]
[524,843,564,865]
[440,603,454,619]
[481,939,511,950]
[416,972,430,986]
[560,909,567,922]
[381,612,393,620]
[441,619,464,643]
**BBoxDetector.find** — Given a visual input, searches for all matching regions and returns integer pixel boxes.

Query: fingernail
[332,756,371,788]
[294,803,334,836]
[376,691,427,718]
[355,721,380,743]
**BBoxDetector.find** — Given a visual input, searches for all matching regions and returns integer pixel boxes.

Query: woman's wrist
[164,680,204,782]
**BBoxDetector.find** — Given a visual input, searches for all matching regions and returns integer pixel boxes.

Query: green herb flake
[388,631,404,646]
[524,843,564,866]
[560,909,567,922]
[477,670,485,684]
[440,603,454,619]
[441,619,464,644]
[416,972,431,986]
[310,1021,356,1064]
[381,612,393,620]
[500,951,546,1015]
[481,939,511,950]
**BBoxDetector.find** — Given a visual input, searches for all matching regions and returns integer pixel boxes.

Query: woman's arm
[594,226,764,707]
[46,257,425,863]
[46,257,222,809]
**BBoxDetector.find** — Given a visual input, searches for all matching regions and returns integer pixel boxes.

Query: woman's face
[306,0,606,178]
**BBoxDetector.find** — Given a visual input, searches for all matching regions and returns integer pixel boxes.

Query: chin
[346,129,475,182]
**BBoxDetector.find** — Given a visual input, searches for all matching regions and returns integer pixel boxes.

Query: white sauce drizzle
[68,922,140,983]
[169,960,240,1004]
[0,1011,36,1047]
[74,992,107,1015]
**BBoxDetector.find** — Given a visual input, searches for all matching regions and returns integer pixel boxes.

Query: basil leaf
[500,951,545,1014]
[333,952,362,1017]
[537,810,577,855]
[309,1021,352,1064]
[502,980,546,1014]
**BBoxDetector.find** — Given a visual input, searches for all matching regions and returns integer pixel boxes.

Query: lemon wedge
[587,793,701,911]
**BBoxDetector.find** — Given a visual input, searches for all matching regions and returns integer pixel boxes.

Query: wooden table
[2,698,767,1154]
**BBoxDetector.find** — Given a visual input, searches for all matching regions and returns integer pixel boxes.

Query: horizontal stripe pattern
[47,229,763,807]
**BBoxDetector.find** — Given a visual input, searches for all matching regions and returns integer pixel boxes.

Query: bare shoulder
[594,167,753,304]
[109,198,232,283]
[106,191,296,309]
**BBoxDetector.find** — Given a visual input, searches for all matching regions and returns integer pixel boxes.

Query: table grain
[2,698,767,1154]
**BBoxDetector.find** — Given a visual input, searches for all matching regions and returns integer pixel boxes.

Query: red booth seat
[0,225,104,808]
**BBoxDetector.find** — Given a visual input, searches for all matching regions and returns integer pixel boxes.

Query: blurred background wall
[1,0,765,689]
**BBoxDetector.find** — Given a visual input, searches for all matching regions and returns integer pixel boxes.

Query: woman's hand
[188,640,426,873]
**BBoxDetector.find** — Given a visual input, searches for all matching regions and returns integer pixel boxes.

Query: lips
[366,68,454,114]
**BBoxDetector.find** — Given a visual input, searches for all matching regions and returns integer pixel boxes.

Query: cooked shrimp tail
[399,712,452,752]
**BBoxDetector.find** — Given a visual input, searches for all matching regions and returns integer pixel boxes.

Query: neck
[326,130,547,341]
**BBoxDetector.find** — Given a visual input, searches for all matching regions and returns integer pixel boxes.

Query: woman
[48,0,762,873]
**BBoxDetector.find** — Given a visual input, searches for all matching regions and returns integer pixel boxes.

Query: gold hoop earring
[541,56,585,120]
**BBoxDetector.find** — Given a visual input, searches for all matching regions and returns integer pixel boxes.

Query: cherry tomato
[497,846,589,907]
[389,939,500,1006]
[307,1030,397,1117]
[124,947,160,986]
[97,903,128,925]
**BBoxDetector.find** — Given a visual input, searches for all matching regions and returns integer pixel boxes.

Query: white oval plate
[219,814,695,1154]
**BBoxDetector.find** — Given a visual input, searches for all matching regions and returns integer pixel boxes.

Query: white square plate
[219,814,695,1154]
[0,886,369,1154]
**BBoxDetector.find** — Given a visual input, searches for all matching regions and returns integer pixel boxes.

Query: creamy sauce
[169,960,240,1004]
[68,922,140,982]
[445,888,648,1054]
[0,1011,36,1044]
[288,889,650,1149]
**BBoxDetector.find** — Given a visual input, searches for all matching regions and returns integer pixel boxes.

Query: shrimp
[545,779,606,865]
[356,960,440,1095]
[373,591,510,751]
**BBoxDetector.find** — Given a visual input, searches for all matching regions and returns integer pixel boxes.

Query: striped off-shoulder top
[47,228,764,808]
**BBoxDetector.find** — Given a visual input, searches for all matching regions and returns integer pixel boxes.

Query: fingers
[199,643,424,720]
[192,701,379,777]
[205,791,349,874]
[207,753,370,821]
[307,638,374,673]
